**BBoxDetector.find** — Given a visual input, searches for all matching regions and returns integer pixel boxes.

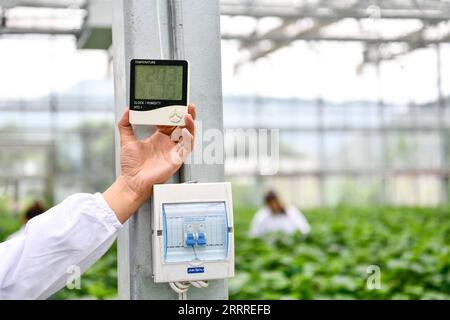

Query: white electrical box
[152,182,234,283]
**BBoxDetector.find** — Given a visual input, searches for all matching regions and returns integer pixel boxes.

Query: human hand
[103,104,196,223]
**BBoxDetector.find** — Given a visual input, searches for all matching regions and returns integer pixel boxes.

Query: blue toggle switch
[186,232,196,247]
[197,232,207,246]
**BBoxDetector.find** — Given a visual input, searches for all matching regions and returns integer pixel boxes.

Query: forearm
[102,176,149,224]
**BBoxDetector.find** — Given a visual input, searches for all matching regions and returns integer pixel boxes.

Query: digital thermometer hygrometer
[129,59,189,126]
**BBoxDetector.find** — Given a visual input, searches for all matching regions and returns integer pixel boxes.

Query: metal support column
[436,44,449,204]
[315,43,325,207]
[376,62,388,204]
[112,0,227,299]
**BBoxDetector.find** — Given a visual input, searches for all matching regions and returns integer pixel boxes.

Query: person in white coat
[249,191,311,238]
[0,105,196,300]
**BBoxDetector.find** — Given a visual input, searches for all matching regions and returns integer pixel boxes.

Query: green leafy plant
[230,206,450,299]
[1,204,449,299]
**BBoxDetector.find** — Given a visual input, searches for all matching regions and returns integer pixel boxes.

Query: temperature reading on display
[135,65,183,101]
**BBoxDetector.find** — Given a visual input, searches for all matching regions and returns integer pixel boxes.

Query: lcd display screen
[134,65,183,100]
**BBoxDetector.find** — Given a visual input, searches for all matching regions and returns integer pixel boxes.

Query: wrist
[103,176,150,223]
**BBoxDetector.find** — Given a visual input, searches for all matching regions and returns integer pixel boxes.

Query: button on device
[169,108,183,123]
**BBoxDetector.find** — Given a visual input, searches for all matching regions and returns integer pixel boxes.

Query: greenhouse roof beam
[0,0,86,9]
[220,3,450,22]
[236,17,342,67]
[222,33,450,44]
[236,0,329,52]
[0,26,77,35]
[362,22,450,64]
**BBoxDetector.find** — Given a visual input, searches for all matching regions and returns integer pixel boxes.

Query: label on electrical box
[187,267,205,274]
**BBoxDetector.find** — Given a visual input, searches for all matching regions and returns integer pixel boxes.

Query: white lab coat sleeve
[0,192,122,300]
[288,206,311,235]
[249,207,268,238]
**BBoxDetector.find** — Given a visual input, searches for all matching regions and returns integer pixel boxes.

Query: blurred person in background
[249,190,311,238]
[7,201,47,240]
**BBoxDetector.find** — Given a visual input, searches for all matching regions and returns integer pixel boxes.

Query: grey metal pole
[112,0,227,300]
[173,1,228,299]
[435,43,449,205]
[376,62,388,205]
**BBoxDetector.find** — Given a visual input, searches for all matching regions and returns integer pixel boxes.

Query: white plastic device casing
[129,60,189,126]
[152,182,235,283]
[129,105,188,126]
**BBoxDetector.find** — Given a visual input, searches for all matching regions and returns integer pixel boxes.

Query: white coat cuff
[93,192,123,231]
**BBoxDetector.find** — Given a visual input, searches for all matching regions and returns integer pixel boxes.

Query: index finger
[118,108,136,146]
[187,103,196,121]
[183,113,195,142]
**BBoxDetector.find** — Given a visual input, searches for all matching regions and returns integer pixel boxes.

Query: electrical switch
[197,232,207,246]
[152,182,234,283]
[185,232,196,247]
